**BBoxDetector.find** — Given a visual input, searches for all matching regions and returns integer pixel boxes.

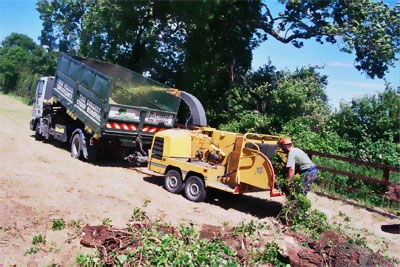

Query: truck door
[32,79,45,118]
[32,77,54,119]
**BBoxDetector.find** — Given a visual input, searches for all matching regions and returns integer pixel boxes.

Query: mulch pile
[81,224,394,266]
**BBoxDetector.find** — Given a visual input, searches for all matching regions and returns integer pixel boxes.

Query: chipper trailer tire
[164,169,184,194]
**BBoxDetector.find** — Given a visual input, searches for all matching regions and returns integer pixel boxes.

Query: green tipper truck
[30,53,207,164]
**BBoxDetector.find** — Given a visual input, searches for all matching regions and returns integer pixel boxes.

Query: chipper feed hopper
[148,127,283,202]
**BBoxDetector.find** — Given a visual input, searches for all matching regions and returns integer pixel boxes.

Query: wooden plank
[303,149,399,172]
[317,166,390,185]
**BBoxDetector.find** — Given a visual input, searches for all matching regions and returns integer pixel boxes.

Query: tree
[257,0,399,79]
[0,33,57,96]
[220,66,330,134]
[330,85,399,164]
[37,0,399,79]
[36,0,399,124]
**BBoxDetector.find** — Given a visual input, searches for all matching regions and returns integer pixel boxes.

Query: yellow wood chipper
[147,126,283,202]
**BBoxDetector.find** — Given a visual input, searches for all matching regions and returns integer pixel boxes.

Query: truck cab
[30,77,54,133]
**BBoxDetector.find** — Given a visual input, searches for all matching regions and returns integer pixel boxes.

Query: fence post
[383,168,391,185]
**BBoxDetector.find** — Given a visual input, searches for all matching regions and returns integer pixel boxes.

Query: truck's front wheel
[184,176,206,202]
[71,134,82,159]
[165,169,184,194]
[34,124,43,141]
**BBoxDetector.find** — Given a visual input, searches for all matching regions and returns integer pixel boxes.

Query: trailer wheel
[34,124,43,141]
[165,169,184,194]
[184,176,206,202]
[71,133,82,159]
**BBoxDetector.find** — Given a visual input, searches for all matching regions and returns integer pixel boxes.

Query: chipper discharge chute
[148,127,283,202]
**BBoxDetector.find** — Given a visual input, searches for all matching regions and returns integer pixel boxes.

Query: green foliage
[348,234,368,248]
[250,242,289,266]
[330,86,399,165]
[220,66,330,133]
[280,178,330,236]
[36,1,398,124]
[76,207,287,266]
[262,1,399,78]
[76,253,104,267]
[32,234,45,245]
[52,218,65,231]
[233,220,258,238]
[24,246,39,256]
[0,33,57,97]
[273,155,330,237]
[101,218,112,227]
[25,233,46,256]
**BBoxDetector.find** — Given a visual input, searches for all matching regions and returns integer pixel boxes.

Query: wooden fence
[303,149,399,194]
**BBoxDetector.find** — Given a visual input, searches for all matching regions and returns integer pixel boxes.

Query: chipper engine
[148,127,283,202]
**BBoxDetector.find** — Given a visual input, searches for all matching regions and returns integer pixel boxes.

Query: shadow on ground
[143,175,283,219]
[32,134,283,219]
[31,134,137,168]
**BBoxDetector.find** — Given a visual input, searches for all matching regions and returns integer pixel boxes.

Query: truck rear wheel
[184,176,206,202]
[165,169,184,194]
[71,134,82,159]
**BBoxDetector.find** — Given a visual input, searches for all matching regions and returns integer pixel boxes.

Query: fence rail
[303,149,399,186]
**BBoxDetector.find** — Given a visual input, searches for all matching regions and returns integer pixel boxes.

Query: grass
[0,90,33,106]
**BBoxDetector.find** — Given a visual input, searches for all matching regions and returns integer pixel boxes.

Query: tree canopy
[36,0,399,124]
[1,1,398,166]
[0,33,57,96]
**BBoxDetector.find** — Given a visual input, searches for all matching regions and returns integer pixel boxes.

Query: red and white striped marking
[141,126,164,133]
[106,122,164,133]
[106,122,138,131]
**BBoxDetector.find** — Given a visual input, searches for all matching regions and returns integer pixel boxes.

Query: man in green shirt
[279,137,317,196]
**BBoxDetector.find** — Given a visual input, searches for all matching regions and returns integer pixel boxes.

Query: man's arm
[288,166,295,184]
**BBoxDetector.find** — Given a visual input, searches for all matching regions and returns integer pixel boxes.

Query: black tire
[184,176,206,202]
[71,133,82,159]
[34,124,43,141]
[165,169,184,194]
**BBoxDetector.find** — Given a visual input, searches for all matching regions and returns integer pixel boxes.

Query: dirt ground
[0,94,398,266]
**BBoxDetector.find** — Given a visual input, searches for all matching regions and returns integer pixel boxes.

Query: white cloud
[332,81,385,89]
[325,62,353,67]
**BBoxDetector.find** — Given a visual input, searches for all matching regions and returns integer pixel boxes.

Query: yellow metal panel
[161,158,225,183]
[238,148,273,189]
[225,151,240,186]
[148,158,166,174]
[155,129,191,158]
[210,130,237,165]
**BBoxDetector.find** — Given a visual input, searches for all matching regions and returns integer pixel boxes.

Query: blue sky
[1,0,398,109]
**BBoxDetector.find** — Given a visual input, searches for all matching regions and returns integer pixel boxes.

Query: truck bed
[52,53,181,139]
